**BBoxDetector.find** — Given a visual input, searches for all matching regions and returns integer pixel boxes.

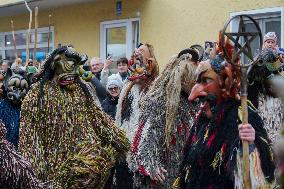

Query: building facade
[0,0,283,68]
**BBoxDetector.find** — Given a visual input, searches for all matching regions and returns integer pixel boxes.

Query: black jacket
[90,77,107,104]
[102,95,119,119]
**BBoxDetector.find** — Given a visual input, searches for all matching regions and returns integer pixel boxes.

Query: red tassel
[138,165,150,176]
[207,131,217,148]
[192,134,197,144]
[131,122,146,154]
[221,143,227,156]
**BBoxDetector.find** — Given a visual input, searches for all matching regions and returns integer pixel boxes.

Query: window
[0,26,54,63]
[231,7,283,47]
[100,18,139,72]
[230,7,283,64]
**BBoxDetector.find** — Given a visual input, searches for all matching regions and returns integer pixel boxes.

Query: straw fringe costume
[0,121,43,189]
[115,81,144,143]
[112,43,159,189]
[178,38,275,188]
[130,50,201,189]
[179,100,275,189]
[132,93,195,189]
[19,46,129,188]
[258,96,283,143]
[248,47,284,144]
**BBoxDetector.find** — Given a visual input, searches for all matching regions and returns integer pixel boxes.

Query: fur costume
[113,43,159,189]
[258,96,283,143]
[115,43,159,143]
[179,100,275,189]
[19,46,129,188]
[130,49,200,189]
[248,47,284,143]
[0,69,31,148]
[0,121,44,189]
[116,81,144,143]
[178,37,275,188]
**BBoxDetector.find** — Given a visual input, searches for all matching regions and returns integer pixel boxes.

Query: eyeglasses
[108,87,119,91]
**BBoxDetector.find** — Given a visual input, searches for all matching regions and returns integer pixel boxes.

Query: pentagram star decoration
[222,14,263,67]
[221,14,263,189]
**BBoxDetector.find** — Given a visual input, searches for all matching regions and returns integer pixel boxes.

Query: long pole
[33,7,38,66]
[10,20,18,62]
[240,66,251,189]
[47,14,51,57]
[25,1,32,67]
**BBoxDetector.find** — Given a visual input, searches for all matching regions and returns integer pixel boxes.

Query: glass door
[105,23,128,60]
[100,19,139,72]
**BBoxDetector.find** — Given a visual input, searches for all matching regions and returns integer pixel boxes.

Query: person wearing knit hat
[250,31,284,144]
[263,32,278,49]
[102,74,123,119]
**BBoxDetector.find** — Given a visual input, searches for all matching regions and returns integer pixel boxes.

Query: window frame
[100,18,140,60]
[0,26,54,60]
[230,7,284,47]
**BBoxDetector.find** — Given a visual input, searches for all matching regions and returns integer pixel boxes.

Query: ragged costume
[130,48,201,188]
[248,32,284,144]
[19,46,130,188]
[112,43,159,189]
[0,120,44,189]
[178,39,275,189]
[0,68,31,148]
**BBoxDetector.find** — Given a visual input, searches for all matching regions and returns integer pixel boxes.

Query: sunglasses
[108,87,119,91]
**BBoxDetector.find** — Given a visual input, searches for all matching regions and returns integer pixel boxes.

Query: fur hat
[106,74,123,90]
[264,32,277,43]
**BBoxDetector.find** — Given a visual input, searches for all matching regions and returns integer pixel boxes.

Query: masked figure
[130,48,200,189]
[0,68,31,148]
[110,43,159,189]
[0,121,44,189]
[178,39,275,189]
[19,46,129,188]
[116,43,159,142]
[248,32,284,144]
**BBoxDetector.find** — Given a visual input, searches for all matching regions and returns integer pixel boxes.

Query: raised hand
[150,167,167,183]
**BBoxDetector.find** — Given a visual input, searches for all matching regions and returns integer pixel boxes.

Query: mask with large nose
[188,55,236,118]
[128,43,157,82]
[50,46,88,90]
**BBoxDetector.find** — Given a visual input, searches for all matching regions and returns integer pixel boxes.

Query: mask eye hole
[9,86,16,91]
[201,77,213,84]
[67,61,74,66]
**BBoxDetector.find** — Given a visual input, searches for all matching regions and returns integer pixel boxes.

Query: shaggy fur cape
[179,99,275,189]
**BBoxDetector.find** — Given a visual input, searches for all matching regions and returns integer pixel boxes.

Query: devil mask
[128,43,158,82]
[3,68,31,105]
[39,46,88,90]
[188,54,236,117]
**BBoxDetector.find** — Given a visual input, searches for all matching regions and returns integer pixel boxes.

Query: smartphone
[205,41,214,50]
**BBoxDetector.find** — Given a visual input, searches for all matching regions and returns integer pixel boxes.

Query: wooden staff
[33,7,38,66]
[47,14,51,57]
[240,67,251,189]
[10,20,18,62]
[24,1,32,66]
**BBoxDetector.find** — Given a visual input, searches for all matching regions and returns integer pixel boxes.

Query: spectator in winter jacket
[102,74,123,119]
[101,57,129,87]
[90,57,104,80]
[89,57,107,103]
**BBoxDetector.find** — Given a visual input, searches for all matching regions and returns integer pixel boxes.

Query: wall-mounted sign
[116,1,122,16]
